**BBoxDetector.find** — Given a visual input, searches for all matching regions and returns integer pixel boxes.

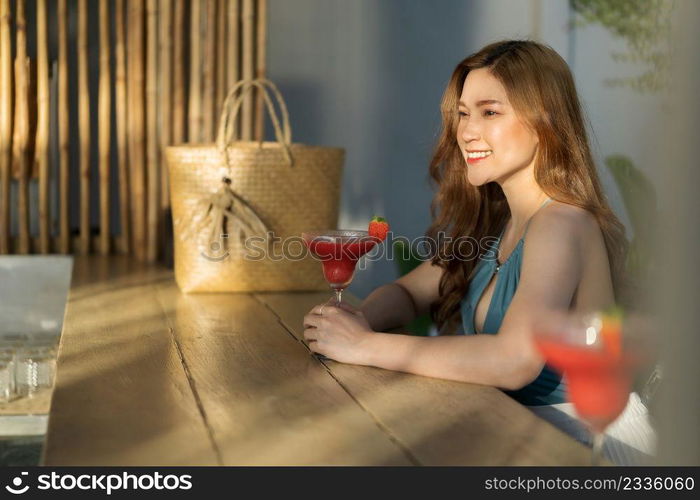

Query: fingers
[304,329,329,358]
[303,327,320,343]
[307,339,323,355]
[311,303,339,316]
[310,303,359,317]
[303,314,323,329]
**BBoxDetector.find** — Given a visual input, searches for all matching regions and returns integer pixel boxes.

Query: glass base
[591,432,605,465]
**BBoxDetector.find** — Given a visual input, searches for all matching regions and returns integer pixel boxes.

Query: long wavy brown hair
[427,40,628,331]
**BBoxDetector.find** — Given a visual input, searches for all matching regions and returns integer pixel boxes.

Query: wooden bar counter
[43,256,593,465]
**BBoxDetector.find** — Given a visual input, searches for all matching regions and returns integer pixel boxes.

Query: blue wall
[267,0,662,297]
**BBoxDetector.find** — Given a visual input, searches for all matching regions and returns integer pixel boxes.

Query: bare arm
[317,207,600,390]
[360,259,443,332]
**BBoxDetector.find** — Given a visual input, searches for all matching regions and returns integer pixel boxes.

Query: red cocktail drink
[302,230,378,303]
[307,238,377,288]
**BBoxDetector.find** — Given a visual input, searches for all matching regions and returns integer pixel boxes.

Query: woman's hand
[302,302,374,365]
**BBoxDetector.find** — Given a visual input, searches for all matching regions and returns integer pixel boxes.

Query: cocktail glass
[533,312,649,465]
[301,230,378,306]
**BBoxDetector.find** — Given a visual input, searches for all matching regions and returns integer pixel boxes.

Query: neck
[498,165,549,230]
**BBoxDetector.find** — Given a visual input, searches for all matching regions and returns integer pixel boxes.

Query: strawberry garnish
[600,307,623,358]
[368,216,389,241]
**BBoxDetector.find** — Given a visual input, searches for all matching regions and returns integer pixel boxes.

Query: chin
[466,168,492,187]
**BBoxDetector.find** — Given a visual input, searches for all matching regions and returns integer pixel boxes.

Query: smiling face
[457,68,539,187]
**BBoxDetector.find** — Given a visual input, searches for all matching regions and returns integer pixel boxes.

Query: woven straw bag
[166,79,344,292]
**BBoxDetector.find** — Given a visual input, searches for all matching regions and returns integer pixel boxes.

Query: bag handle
[216,79,293,166]
[218,79,292,145]
[229,79,292,144]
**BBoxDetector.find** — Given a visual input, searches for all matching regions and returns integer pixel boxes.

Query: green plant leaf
[392,240,432,336]
[605,154,657,248]
[570,0,673,93]
[393,240,423,275]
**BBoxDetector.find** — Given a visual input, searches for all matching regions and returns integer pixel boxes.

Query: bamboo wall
[0,0,267,262]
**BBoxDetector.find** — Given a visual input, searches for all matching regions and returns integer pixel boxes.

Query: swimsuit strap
[523,197,553,239]
[497,197,553,241]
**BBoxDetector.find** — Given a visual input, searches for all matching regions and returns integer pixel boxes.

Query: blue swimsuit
[458,199,567,406]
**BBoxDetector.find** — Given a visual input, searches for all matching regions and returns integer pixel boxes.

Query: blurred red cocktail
[534,311,648,464]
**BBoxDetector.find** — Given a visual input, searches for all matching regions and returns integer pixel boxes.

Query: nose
[458,116,481,144]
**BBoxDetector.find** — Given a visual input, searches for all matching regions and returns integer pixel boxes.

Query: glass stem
[591,432,605,466]
[334,288,343,305]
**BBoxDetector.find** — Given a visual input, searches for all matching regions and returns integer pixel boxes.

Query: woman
[303,40,652,460]
[305,38,625,384]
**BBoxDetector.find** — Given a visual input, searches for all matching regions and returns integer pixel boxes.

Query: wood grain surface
[43,257,593,465]
[254,292,594,465]
[44,258,216,465]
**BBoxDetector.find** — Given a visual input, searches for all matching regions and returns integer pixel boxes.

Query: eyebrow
[458,99,503,107]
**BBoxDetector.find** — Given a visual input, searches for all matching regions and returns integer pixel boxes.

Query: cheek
[514,116,537,144]
[486,123,507,148]
[495,120,537,158]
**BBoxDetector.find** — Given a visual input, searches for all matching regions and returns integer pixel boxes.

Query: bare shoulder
[526,201,600,246]
[509,202,602,319]
[525,201,614,311]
